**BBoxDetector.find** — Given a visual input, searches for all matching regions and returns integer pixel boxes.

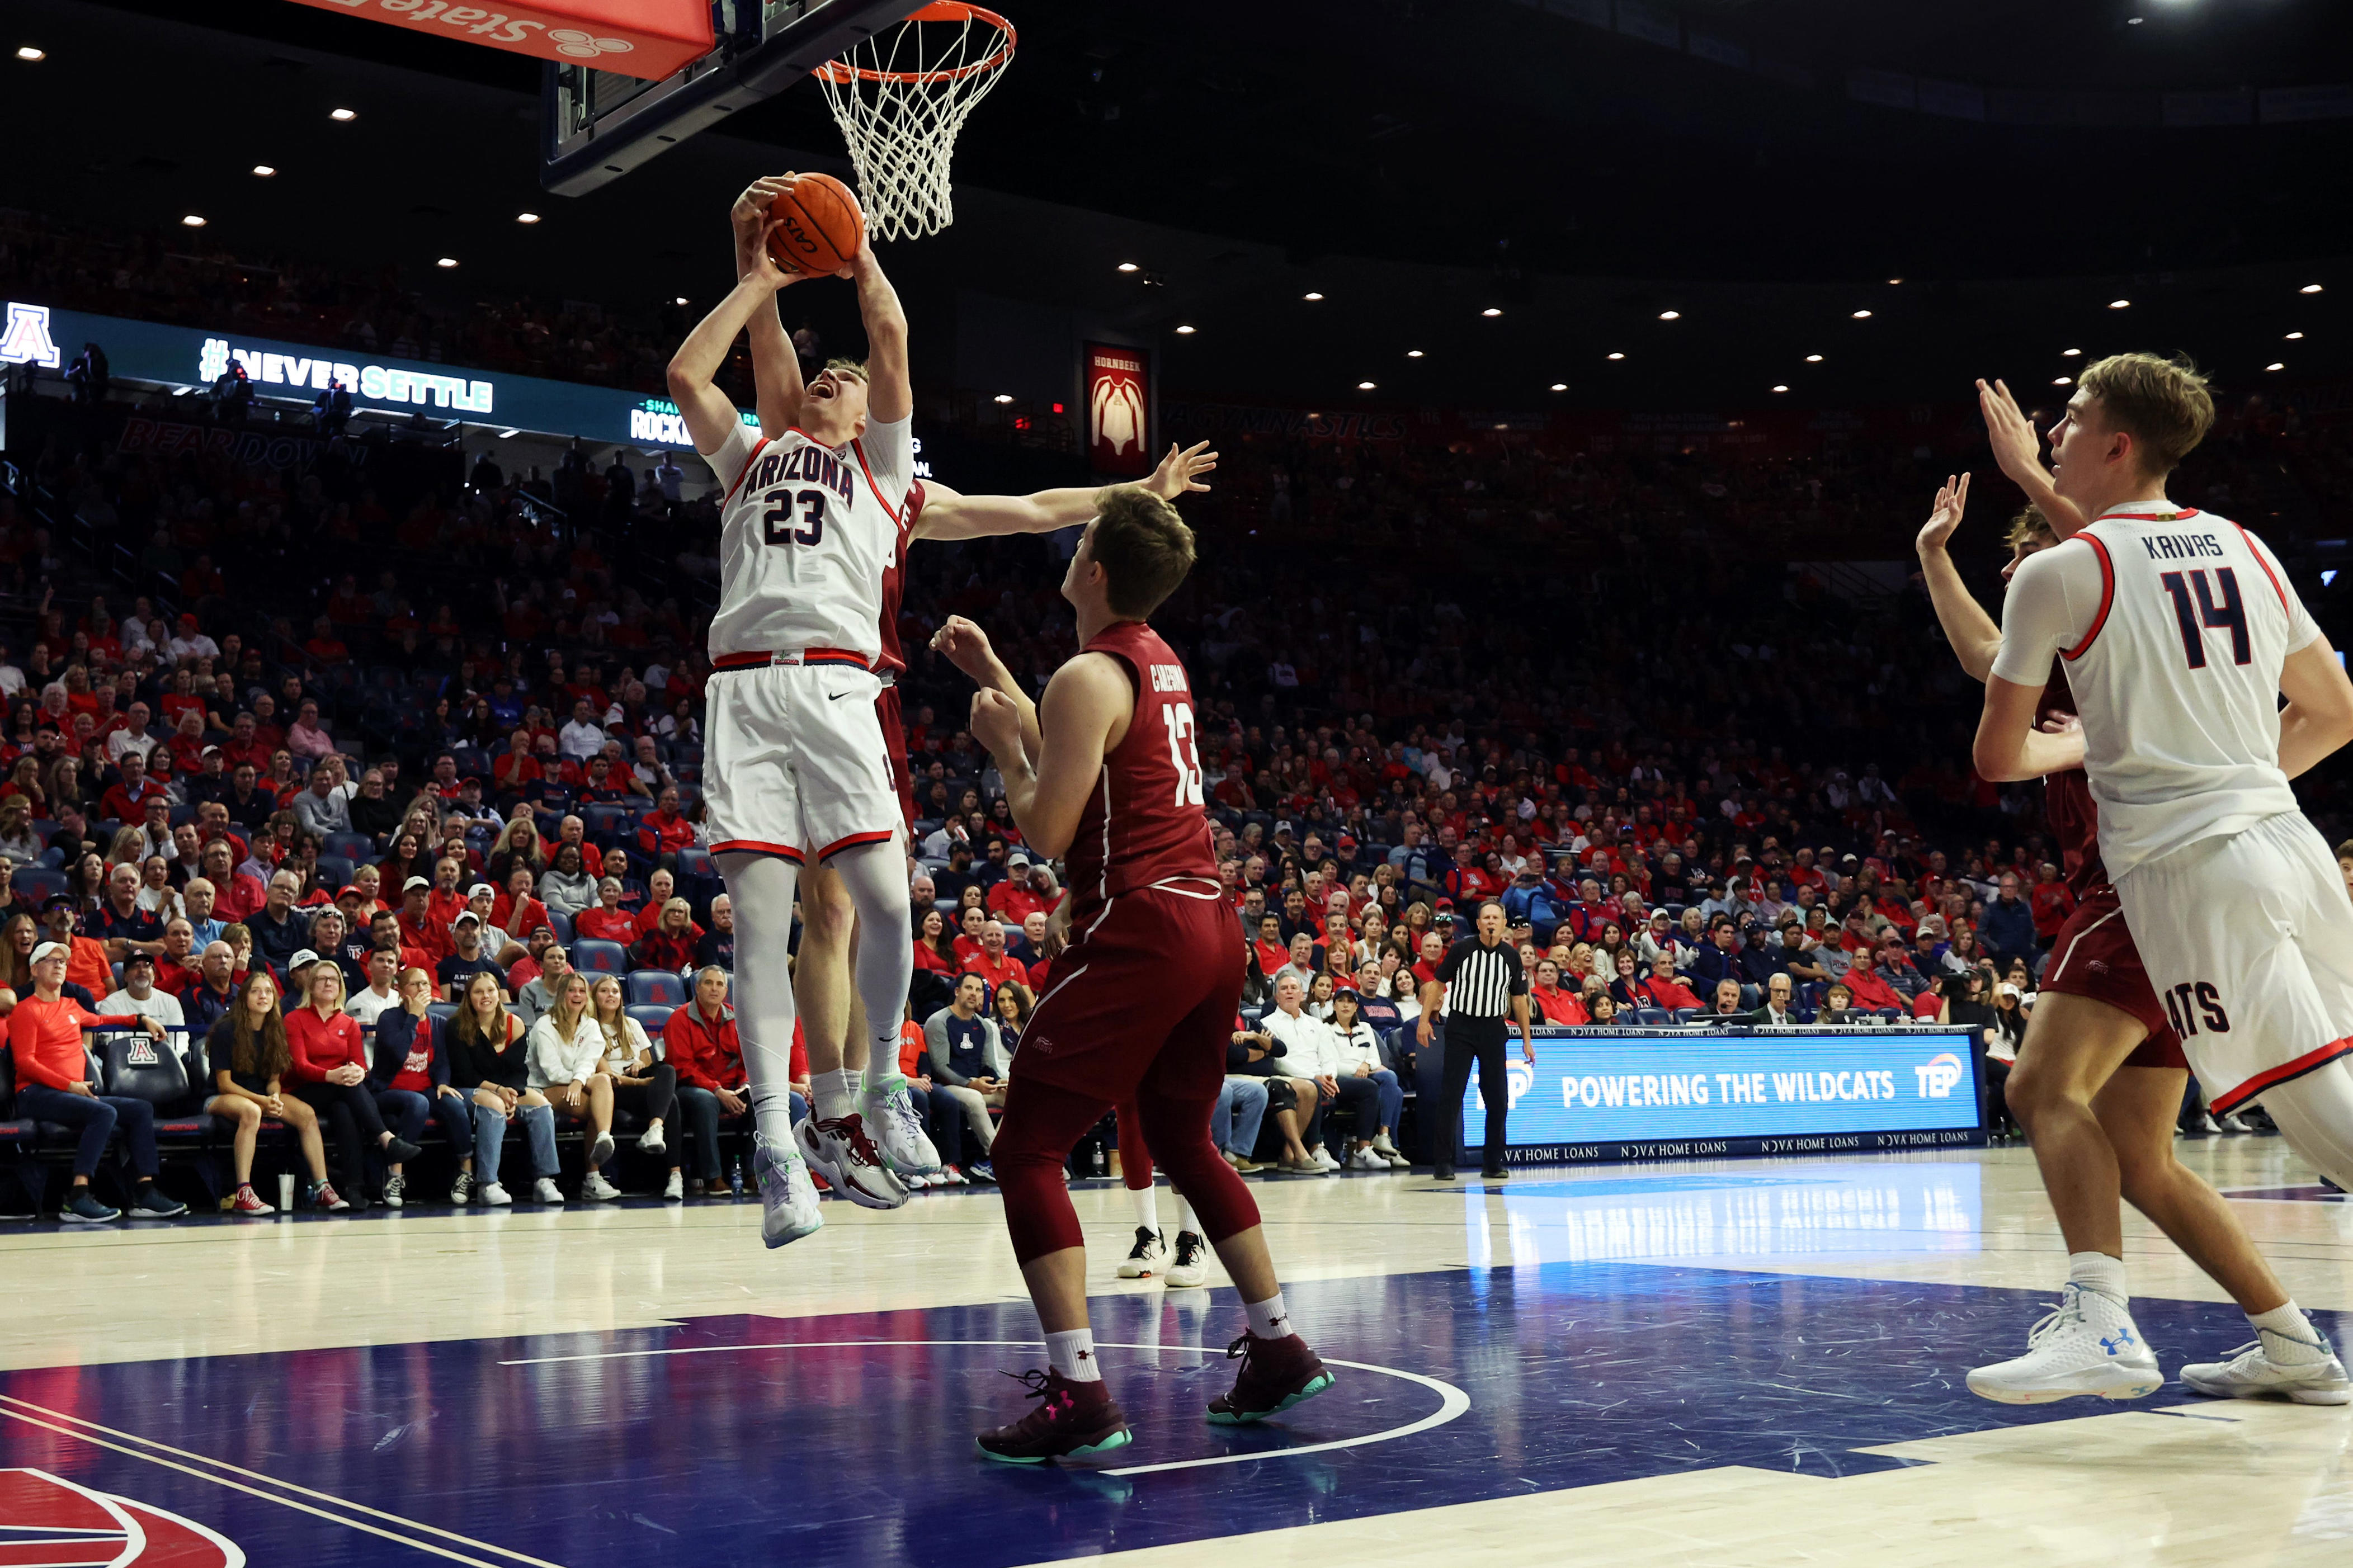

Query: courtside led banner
[280,0,714,82]
[1458,1028,1984,1165]
[1086,342,1150,476]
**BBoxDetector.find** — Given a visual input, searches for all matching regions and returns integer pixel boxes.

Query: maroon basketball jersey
[2039,658,2107,896]
[1064,620,1218,922]
[875,480,921,676]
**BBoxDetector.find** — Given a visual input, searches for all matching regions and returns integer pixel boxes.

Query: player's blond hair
[824,357,868,381]
[1088,487,1195,618]
[2077,351,2215,478]
[2005,506,2057,547]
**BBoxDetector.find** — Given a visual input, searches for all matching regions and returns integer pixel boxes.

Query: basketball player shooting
[1916,447,2345,1406]
[1973,352,2353,1404]
[663,211,919,1248]
[726,175,1217,1207]
[933,490,1333,1462]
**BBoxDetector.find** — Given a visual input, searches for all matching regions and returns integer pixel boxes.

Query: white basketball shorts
[2113,809,2353,1114]
[704,659,901,866]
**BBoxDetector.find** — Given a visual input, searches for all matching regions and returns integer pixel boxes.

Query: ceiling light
[1771,385,1789,394]
[16,46,44,61]
[2126,15,2143,23]
[2109,298,2130,309]
[2301,284,2324,294]
[330,107,356,121]
[1804,353,1823,363]
[1357,381,1376,390]
[2286,331,2304,340]
[1851,309,1873,319]
[1549,382,1567,392]
[1658,310,1680,321]
[1303,291,1323,301]
[496,428,520,438]
[181,214,205,228]
[437,257,459,269]
[1887,277,1904,285]
[1406,349,1424,358]
[1606,352,1625,361]
[2054,376,2072,385]
[2267,362,2285,372]
[1482,307,1502,318]
[251,164,276,177]
[673,296,689,305]
[1175,324,1195,334]
[993,394,1014,404]
[1116,262,1138,272]
[2063,347,2082,356]
[516,211,540,224]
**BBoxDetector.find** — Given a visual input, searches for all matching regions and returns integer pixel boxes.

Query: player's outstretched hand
[1145,441,1218,500]
[1917,472,1970,555]
[741,223,796,293]
[1977,377,2043,486]
[970,687,1022,759]
[732,174,795,246]
[930,614,996,680]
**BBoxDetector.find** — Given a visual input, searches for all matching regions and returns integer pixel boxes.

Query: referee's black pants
[1438,1018,1510,1175]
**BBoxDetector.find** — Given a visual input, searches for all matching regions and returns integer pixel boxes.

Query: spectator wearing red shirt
[424,856,469,934]
[635,786,695,865]
[965,922,1032,1002]
[219,714,269,773]
[491,867,550,950]
[2028,862,2076,945]
[98,751,167,825]
[573,879,642,945]
[914,909,960,976]
[665,966,756,1193]
[630,898,702,972]
[1249,913,1290,981]
[1527,958,1587,1026]
[396,876,452,966]
[631,870,682,938]
[1635,954,1703,1012]
[3,943,183,1221]
[283,960,422,1205]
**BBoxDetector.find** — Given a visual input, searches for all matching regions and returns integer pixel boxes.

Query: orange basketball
[767,173,865,277]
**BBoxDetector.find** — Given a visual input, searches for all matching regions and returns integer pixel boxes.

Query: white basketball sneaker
[795,1111,909,1210]
[1968,1284,2163,1405]
[753,1131,824,1249]
[861,1073,942,1176]
[1163,1231,1209,1288]
[2181,1329,2353,1405]
[1116,1226,1167,1278]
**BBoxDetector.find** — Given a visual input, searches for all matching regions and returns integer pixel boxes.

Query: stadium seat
[324,832,376,862]
[571,939,627,976]
[317,855,353,892]
[582,805,630,845]
[626,970,686,1007]
[426,1002,459,1029]
[546,911,573,944]
[96,1030,194,1112]
[1630,1007,1670,1026]
[627,1003,676,1044]
[12,867,67,904]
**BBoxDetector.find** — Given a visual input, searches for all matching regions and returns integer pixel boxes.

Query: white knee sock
[1045,1328,1102,1382]
[829,842,916,1076]
[1173,1194,1200,1238]
[2256,1060,2353,1191]
[1130,1182,1159,1235]
[717,853,804,1156]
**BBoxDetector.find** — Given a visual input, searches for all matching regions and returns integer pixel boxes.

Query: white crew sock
[1129,1182,1159,1235]
[1173,1194,1200,1239]
[812,1068,857,1123]
[2250,1300,2332,1363]
[2068,1250,2129,1307]
[1244,1292,1293,1340]
[1045,1328,1102,1382]
[846,1067,864,1096]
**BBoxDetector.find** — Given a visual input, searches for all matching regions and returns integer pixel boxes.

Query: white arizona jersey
[1991,502,2321,880]
[700,415,914,665]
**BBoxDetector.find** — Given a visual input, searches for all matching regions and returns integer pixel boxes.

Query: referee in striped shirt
[1416,900,1536,1182]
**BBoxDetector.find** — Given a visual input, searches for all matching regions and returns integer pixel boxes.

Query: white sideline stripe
[0,1397,565,1568]
[493,1337,1472,1475]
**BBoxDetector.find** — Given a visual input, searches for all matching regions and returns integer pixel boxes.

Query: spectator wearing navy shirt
[247,871,312,977]
[90,862,166,962]
[437,913,509,1003]
[695,894,735,971]
[1686,915,1742,995]
[1978,871,2038,975]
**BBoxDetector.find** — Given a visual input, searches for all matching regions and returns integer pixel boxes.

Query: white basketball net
[816,3,1016,242]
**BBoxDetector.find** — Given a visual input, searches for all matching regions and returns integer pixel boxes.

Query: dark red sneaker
[975,1369,1132,1463]
[1208,1332,1336,1424]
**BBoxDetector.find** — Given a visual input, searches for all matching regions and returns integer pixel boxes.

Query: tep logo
[0,1468,245,1565]
[1913,1052,1966,1099]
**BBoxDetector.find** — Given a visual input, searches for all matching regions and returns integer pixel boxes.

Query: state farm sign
[281,0,715,82]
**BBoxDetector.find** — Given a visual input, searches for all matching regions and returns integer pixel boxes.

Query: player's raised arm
[970,655,1129,859]
[913,443,1218,541]
[847,242,911,426]
[665,236,790,456]
[731,176,807,436]
[1915,473,2007,683]
[1978,378,2088,537]
[932,616,1042,766]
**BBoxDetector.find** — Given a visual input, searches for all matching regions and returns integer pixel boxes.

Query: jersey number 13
[1161,702,1205,807]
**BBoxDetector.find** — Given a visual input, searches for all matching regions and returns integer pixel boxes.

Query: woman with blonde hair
[588,972,683,1199]
[528,970,621,1199]
[105,825,147,871]
[445,969,560,1205]
[205,970,342,1213]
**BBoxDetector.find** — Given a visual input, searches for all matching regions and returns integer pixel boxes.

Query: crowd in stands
[8,221,2353,1216]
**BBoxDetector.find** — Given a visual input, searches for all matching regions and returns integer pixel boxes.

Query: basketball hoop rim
[815,1,1016,86]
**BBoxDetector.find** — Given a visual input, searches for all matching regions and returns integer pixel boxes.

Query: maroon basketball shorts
[2040,883,2187,1071]
[1017,887,1244,1101]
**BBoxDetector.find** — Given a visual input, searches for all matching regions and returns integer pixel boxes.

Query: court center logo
[0,1468,245,1565]
[1473,1060,1537,1113]
[1914,1052,1967,1099]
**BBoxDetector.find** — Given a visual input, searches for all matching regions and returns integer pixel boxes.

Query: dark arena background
[4,1,2353,1564]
